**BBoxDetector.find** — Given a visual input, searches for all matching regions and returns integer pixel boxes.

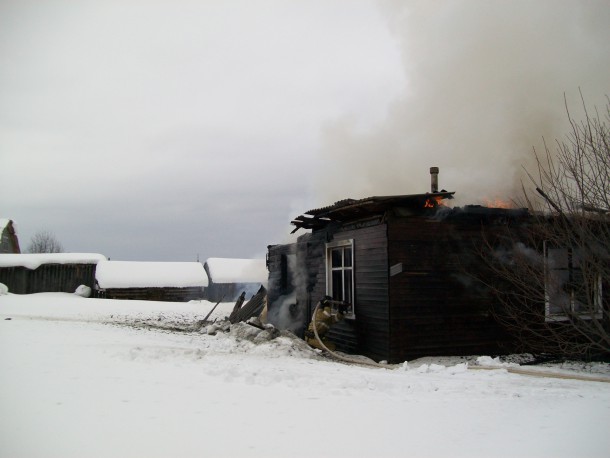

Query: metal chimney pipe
[430,167,439,193]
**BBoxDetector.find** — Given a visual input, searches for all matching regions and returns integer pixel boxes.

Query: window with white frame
[326,239,354,317]
[544,241,602,320]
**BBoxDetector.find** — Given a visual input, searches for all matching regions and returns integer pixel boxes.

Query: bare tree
[27,230,64,254]
[485,93,610,357]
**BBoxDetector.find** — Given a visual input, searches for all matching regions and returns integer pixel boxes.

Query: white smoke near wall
[315,0,610,206]
[267,251,309,333]
[494,242,544,267]
[267,292,302,333]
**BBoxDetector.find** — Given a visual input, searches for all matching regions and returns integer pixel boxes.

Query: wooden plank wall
[0,267,28,293]
[298,230,327,332]
[97,287,204,302]
[387,215,514,362]
[266,243,297,308]
[318,222,390,361]
[0,264,97,294]
[266,223,390,360]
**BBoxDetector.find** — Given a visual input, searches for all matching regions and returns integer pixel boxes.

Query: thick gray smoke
[315,0,610,206]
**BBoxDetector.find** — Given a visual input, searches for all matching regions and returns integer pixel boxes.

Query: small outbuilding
[203,258,267,302]
[0,253,106,294]
[95,260,208,302]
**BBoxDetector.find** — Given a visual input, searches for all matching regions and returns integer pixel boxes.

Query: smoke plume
[315,0,610,206]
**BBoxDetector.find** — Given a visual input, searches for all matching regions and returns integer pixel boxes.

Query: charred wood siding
[267,243,297,307]
[266,243,310,333]
[299,230,328,331]
[0,264,97,294]
[387,216,513,362]
[267,230,336,337]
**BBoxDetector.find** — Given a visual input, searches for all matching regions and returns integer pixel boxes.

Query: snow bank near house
[95,260,208,288]
[0,253,107,269]
[0,283,8,295]
[205,257,267,284]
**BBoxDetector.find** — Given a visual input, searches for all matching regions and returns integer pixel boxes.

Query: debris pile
[204,317,277,341]
[114,285,317,356]
[229,285,267,324]
[200,285,289,343]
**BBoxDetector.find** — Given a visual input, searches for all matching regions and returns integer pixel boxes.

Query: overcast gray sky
[1,1,609,261]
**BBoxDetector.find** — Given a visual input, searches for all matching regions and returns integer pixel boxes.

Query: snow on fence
[0,253,107,294]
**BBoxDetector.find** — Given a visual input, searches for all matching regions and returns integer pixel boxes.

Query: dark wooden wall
[96,286,204,302]
[387,214,514,362]
[267,208,532,363]
[0,264,97,294]
[324,221,389,361]
[283,221,390,361]
[268,221,391,361]
[297,230,328,335]
[266,244,297,314]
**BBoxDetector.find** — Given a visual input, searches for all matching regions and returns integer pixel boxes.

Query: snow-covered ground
[1,292,609,458]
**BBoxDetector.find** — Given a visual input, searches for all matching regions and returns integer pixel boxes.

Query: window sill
[545,313,603,322]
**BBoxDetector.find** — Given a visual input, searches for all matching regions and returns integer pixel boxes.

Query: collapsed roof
[291,191,455,232]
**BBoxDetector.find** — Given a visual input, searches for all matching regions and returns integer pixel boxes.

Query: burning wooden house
[0,253,106,294]
[267,168,534,363]
[95,260,207,302]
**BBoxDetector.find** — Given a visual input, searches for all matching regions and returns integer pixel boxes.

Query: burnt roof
[291,191,455,233]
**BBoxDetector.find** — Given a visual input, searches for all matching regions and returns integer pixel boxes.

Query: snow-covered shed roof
[204,258,267,284]
[0,253,107,270]
[95,261,208,289]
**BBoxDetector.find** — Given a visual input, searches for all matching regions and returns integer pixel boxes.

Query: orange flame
[482,198,514,209]
[424,196,445,208]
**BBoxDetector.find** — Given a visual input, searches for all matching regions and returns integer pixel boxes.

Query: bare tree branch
[27,230,64,254]
[484,94,610,357]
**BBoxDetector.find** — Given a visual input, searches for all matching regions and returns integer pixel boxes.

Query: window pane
[331,249,342,268]
[344,247,352,267]
[344,269,352,304]
[572,269,591,313]
[332,270,342,301]
[547,270,570,314]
